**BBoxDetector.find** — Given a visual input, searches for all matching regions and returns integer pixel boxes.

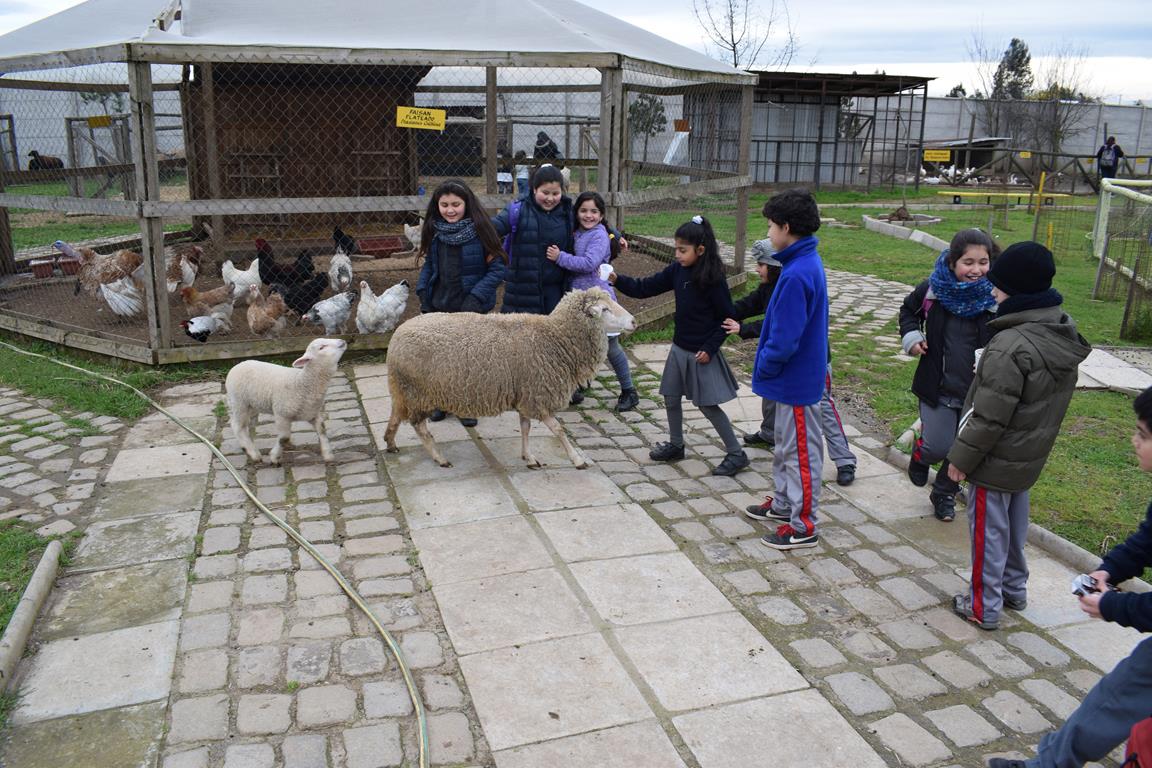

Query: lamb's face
[293,338,348,368]
[590,295,635,335]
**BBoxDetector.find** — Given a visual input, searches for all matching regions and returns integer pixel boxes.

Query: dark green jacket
[947,305,1091,492]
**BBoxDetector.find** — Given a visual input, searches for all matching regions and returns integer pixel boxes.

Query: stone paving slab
[38,559,187,641]
[410,515,553,586]
[493,719,689,768]
[534,503,678,562]
[1,701,166,768]
[91,474,210,521]
[104,443,213,483]
[70,511,199,570]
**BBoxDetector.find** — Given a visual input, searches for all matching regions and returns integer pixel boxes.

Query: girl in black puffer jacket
[898,229,999,521]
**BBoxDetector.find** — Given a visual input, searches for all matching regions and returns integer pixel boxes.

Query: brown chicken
[246,284,288,338]
[55,241,147,318]
[181,283,234,318]
[165,244,203,294]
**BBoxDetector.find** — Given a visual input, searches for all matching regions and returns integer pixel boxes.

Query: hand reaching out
[721,318,740,335]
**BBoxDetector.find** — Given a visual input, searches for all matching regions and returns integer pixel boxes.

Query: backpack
[1101,145,1118,167]
[1124,717,1152,767]
[502,200,522,261]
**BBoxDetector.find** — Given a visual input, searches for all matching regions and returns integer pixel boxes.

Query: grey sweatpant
[965,485,1030,626]
[1026,635,1152,767]
[914,399,963,497]
[772,402,824,536]
[755,367,856,469]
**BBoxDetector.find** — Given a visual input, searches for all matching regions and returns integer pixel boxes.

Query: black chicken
[255,238,315,287]
[271,274,330,318]
[333,226,360,255]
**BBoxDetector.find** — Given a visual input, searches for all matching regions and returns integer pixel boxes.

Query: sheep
[27,150,63,171]
[225,338,347,465]
[383,287,635,469]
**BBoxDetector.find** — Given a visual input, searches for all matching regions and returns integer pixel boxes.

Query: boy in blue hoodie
[745,189,829,551]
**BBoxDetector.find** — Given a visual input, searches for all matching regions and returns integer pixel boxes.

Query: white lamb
[225,338,348,465]
[384,288,635,469]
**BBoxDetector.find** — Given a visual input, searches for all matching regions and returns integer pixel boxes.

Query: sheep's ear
[292,354,311,368]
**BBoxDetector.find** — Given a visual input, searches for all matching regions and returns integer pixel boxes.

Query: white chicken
[328,229,355,292]
[182,302,234,342]
[403,221,422,252]
[222,258,261,303]
[165,245,203,294]
[56,240,147,318]
[356,279,409,334]
[303,290,357,335]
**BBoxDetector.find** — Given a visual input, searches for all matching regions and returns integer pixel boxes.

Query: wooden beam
[200,62,225,252]
[0,314,154,363]
[0,194,135,215]
[485,67,498,195]
[0,44,128,75]
[611,175,752,207]
[0,79,181,93]
[732,84,755,273]
[155,333,393,364]
[0,163,12,277]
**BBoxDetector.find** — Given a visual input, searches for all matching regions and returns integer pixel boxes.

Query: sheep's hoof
[437,460,454,468]
[385,445,400,454]
[574,461,589,470]
[524,457,543,469]
[321,453,335,463]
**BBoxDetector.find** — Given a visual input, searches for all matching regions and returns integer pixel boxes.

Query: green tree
[991,38,1033,100]
[947,83,967,98]
[629,94,668,163]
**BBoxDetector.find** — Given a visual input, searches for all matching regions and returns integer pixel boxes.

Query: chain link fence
[0,51,753,363]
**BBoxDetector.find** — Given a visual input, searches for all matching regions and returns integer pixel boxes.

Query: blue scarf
[928,250,996,318]
[432,217,477,246]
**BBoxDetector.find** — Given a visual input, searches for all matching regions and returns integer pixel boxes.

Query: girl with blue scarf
[898,229,1000,522]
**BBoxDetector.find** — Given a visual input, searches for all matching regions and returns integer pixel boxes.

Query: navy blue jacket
[751,236,828,406]
[614,262,733,357]
[493,196,574,315]
[1099,501,1152,633]
[416,236,506,313]
[899,280,996,406]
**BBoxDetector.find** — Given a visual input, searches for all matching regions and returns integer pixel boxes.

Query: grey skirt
[660,343,739,407]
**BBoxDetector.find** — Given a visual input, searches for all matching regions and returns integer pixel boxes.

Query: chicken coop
[0,0,755,364]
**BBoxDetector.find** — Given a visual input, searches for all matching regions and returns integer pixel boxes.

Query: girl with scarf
[898,229,1000,521]
[416,178,508,426]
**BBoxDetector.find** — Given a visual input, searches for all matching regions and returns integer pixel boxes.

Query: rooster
[181,283,234,317]
[246,285,288,338]
[329,227,357,291]
[165,244,203,294]
[222,258,261,303]
[256,239,314,287]
[355,279,409,335]
[303,290,357,335]
[56,241,146,318]
[270,273,329,319]
[181,302,234,342]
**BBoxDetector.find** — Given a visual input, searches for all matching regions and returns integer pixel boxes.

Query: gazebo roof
[0,0,756,84]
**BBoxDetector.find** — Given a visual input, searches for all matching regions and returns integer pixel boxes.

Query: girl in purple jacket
[546,192,638,412]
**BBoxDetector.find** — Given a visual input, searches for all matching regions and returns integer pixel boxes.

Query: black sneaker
[744,496,790,522]
[649,441,685,462]
[952,593,998,631]
[907,458,929,487]
[569,388,585,405]
[836,464,856,486]
[712,450,749,476]
[458,417,478,428]
[930,493,955,522]
[743,432,774,449]
[761,524,818,551]
[429,409,447,422]
[987,760,1026,768]
[615,389,640,412]
[1003,596,1028,611]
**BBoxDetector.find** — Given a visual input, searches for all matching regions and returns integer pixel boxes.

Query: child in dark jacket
[899,229,1000,522]
[611,216,748,476]
[727,239,858,489]
[415,178,508,426]
[747,189,828,551]
[947,242,1091,631]
[988,386,1152,768]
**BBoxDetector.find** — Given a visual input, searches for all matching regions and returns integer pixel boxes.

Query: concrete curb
[0,539,62,694]
[881,445,1151,594]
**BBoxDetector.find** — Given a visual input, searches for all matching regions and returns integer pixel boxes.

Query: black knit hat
[987,241,1055,295]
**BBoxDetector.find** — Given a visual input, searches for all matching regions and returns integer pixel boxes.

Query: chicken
[333,226,359,256]
[271,273,329,318]
[181,302,233,342]
[246,285,288,338]
[165,244,203,294]
[355,279,409,335]
[403,221,422,252]
[56,241,147,318]
[302,290,356,335]
[221,258,261,303]
[181,283,235,317]
[256,239,314,287]
[328,227,357,291]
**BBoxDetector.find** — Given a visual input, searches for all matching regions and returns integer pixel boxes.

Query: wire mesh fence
[0,53,754,363]
[1091,180,1152,340]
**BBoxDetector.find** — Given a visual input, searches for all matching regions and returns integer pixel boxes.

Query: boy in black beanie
[946,241,1091,630]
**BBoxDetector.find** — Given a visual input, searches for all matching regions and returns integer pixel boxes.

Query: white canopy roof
[0,0,755,84]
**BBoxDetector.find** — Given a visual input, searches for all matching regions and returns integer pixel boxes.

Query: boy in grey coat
[946,242,1091,630]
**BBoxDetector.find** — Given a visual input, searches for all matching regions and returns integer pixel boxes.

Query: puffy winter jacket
[899,280,997,406]
[493,196,574,314]
[1098,501,1152,632]
[947,305,1091,492]
[416,236,506,313]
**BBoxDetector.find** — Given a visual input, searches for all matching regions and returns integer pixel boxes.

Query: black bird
[271,273,329,318]
[333,226,360,255]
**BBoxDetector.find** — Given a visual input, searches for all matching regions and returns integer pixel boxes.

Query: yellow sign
[86,115,112,128]
[1018,151,1032,159]
[923,149,951,162]
[396,106,447,131]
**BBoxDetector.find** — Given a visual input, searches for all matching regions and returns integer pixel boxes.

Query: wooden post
[613,77,628,232]
[128,60,168,361]
[200,62,224,251]
[733,84,754,274]
[0,167,13,277]
[485,67,498,195]
[65,120,81,197]
[598,67,618,219]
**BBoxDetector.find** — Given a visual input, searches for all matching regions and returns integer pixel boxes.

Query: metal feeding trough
[357,235,410,258]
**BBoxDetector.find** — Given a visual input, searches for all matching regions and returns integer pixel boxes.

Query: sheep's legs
[229,403,262,463]
[314,413,334,462]
[413,419,452,467]
[267,415,292,465]
[383,412,402,453]
[519,415,541,468]
[540,414,588,469]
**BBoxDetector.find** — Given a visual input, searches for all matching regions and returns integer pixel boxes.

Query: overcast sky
[4,0,1151,102]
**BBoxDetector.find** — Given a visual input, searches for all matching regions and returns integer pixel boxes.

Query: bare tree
[966,32,1032,142]
[1027,42,1095,157]
[692,0,797,70]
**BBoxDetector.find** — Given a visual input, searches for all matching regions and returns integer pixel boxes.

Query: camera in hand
[1071,574,1101,597]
